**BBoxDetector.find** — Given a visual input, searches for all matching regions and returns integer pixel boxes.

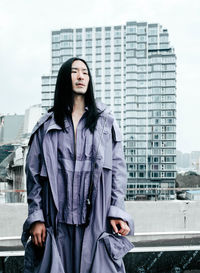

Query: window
[52,35,60,42]
[153,157,159,163]
[139,172,145,178]
[105,46,111,53]
[96,40,101,46]
[52,43,60,50]
[114,53,121,61]
[96,32,101,39]
[114,39,121,45]
[76,33,82,40]
[126,58,137,65]
[126,27,136,34]
[148,28,157,35]
[105,54,111,61]
[152,172,159,177]
[60,41,72,47]
[126,50,135,57]
[136,51,145,57]
[114,98,121,104]
[126,42,136,49]
[52,58,59,64]
[96,47,101,54]
[149,36,157,43]
[105,31,111,38]
[138,35,146,42]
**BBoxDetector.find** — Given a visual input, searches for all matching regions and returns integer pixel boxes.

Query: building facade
[0,115,24,145]
[23,104,42,138]
[41,21,176,200]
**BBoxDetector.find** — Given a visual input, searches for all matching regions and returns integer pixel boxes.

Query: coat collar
[29,101,109,142]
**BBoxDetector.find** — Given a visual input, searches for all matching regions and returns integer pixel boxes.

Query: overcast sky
[0,0,199,153]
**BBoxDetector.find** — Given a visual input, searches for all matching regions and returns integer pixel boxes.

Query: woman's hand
[110,219,130,236]
[29,221,46,247]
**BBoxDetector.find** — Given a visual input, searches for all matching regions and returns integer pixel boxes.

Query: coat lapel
[42,117,69,211]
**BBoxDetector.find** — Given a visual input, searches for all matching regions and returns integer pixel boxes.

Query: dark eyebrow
[71,67,88,71]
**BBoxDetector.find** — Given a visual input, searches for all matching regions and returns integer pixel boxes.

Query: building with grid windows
[41,21,176,200]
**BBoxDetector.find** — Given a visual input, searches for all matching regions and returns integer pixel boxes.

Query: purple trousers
[56,223,86,273]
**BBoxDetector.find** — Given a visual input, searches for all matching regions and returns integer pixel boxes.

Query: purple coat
[21,102,134,273]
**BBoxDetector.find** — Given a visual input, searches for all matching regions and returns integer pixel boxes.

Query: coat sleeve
[23,128,45,235]
[107,120,134,235]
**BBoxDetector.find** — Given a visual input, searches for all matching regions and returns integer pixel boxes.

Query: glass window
[126,42,136,49]
[105,97,111,104]
[96,40,101,46]
[96,55,101,61]
[126,26,136,34]
[137,27,146,34]
[114,83,121,90]
[148,44,157,50]
[126,35,137,41]
[137,58,146,64]
[105,31,111,38]
[105,54,111,61]
[148,28,157,35]
[52,57,60,64]
[96,32,101,39]
[114,53,121,61]
[126,65,137,72]
[52,43,60,50]
[149,36,157,43]
[114,98,121,104]
[138,35,146,42]
[136,51,145,57]
[127,73,137,80]
[60,41,72,47]
[52,35,60,42]
[126,50,135,57]
[126,57,137,65]
[138,66,146,72]
[86,32,92,39]
[160,35,168,43]
[114,39,121,45]
[96,47,101,54]
[105,46,111,54]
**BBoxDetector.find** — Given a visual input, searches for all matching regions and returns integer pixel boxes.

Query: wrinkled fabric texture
[56,223,85,273]
[21,102,134,273]
[57,113,94,224]
[24,227,65,273]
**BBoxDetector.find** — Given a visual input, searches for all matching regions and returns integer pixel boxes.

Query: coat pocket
[102,233,134,260]
[92,232,134,272]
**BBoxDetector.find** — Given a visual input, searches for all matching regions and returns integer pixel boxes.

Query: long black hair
[48,57,101,133]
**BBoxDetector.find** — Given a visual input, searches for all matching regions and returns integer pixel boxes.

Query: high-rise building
[41,21,176,200]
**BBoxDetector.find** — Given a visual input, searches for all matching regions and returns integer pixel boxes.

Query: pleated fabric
[56,223,86,273]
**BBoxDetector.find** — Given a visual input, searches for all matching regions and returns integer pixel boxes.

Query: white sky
[0,0,200,153]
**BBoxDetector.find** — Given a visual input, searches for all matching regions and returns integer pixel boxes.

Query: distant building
[23,104,42,137]
[177,150,200,172]
[41,21,176,200]
[0,114,24,144]
[186,190,200,201]
[176,150,191,169]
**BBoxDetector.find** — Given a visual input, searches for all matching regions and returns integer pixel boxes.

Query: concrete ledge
[1,201,200,241]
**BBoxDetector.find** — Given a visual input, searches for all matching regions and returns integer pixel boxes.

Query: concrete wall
[125,200,200,241]
[1,200,200,240]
